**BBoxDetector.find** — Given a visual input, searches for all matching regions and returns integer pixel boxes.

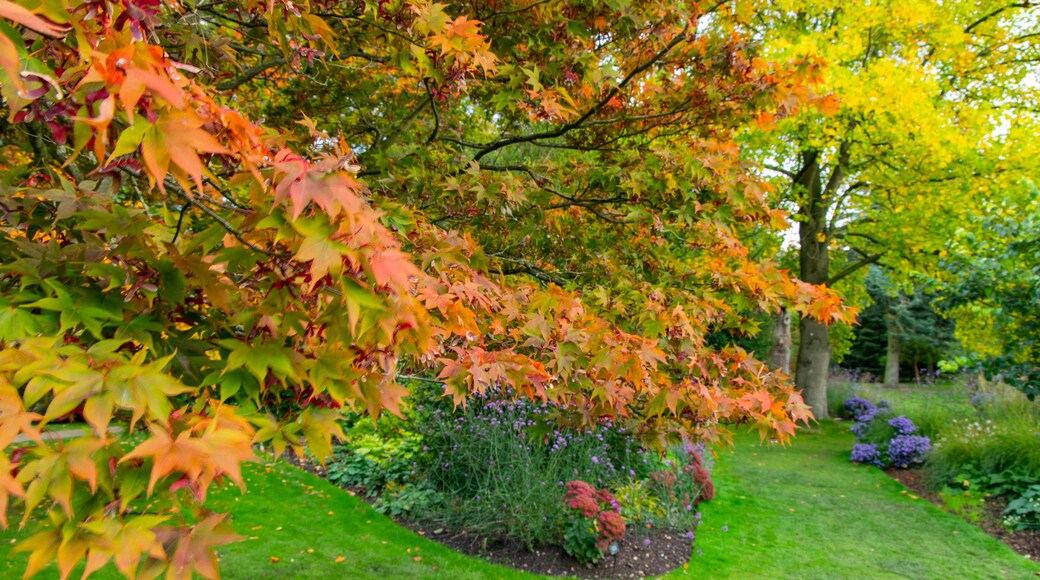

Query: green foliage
[844,267,959,377]
[937,487,986,524]
[925,416,1040,495]
[936,185,1040,398]
[1002,485,1040,531]
[562,518,603,566]
[373,483,443,519]
[325,416,425,496]
[614,480,665,526]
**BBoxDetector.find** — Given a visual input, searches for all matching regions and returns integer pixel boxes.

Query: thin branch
[215,58,288,91]
[965,2,1036,33]
[172,203,189,243]
[470,25,690,162]
[761,163,796,178]
[164,179,282,257]
[828,252,884,286]
[423,78,440,145]
[480,0,557,20]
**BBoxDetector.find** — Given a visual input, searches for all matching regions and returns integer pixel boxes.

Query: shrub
[887,435,932,468]
[925,416,1040,495]
[325,418,425,496]
[887,416,918,435]
[414,392,649,546]
[614,480,665,526]
[325,384,717,557]
[373,482,443,518]
[851,443,884,468]
[845,398,930,469]
[844,397,879,422]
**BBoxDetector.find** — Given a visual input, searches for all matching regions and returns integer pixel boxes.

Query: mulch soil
[398,521,691,579]
[886,467,1040,562]
[282,451,693,578]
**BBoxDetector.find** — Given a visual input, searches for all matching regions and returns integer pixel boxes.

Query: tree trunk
[884,310,900,388]
[794,150,831,418]
[768,308,792,375]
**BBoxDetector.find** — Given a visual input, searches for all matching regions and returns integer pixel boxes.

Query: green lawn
[684,420,1039,579]
[1,460,526,580]
[3,421,1037,579]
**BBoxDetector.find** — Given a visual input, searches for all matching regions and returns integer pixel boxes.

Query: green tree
[843,267,957,383]
[936,184,1040,398]
[738,0,1040,415]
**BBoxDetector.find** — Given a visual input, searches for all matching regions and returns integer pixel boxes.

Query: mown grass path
[3,420,1037,579]
[684,420,1039,579]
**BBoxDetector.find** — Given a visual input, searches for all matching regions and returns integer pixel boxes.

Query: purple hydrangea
[887,435,931,468]
[844,397,878,422]
[887,416,917,436]
[850,443,884,468]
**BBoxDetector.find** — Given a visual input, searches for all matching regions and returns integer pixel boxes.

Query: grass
[683,421,1039,579]
[3,422,1038,579]
[1,459,525,580]
[828,379,977,438]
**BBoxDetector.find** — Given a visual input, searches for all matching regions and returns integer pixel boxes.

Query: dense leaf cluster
[0,0,853,576]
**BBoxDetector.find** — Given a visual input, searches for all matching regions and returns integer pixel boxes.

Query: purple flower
[850,443,884,468]
[844,397,878,422]
[887,416,917,436]
[721,525,728,532]
[850,421,871,437]
[643,538,651,546]
[591,456,599,464]
[685,531,695,539]
[887,435,931,468]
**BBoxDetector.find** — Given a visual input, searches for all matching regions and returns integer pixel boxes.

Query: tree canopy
[0,0,854,576]
[737,0,1040,413]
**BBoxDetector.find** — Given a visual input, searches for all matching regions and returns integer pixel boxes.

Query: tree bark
[795,150,831,418]
[884,310,901,388]
[768,308,792,375]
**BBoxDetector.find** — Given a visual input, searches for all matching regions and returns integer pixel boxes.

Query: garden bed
[284,451,695,578]
[887,467,1040,561]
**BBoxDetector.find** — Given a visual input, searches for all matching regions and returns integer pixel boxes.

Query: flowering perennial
[845,398,931,469]
[887,435,932,468]
[562,480,627,564]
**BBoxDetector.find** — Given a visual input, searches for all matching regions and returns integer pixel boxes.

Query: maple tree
[736,0,1040,415]
[0,0,853,577]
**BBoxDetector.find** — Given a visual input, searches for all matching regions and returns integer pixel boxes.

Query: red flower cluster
[565,481,602,518]
[563,480,627,552]
[597,510,626,542]
[693,464,715,503]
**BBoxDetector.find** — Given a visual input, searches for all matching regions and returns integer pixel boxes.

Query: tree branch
[215,58,288,91]
[965,2,1037,33]
[828,252,884,286]
[469,25,690,162]
[423,78,440,144]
